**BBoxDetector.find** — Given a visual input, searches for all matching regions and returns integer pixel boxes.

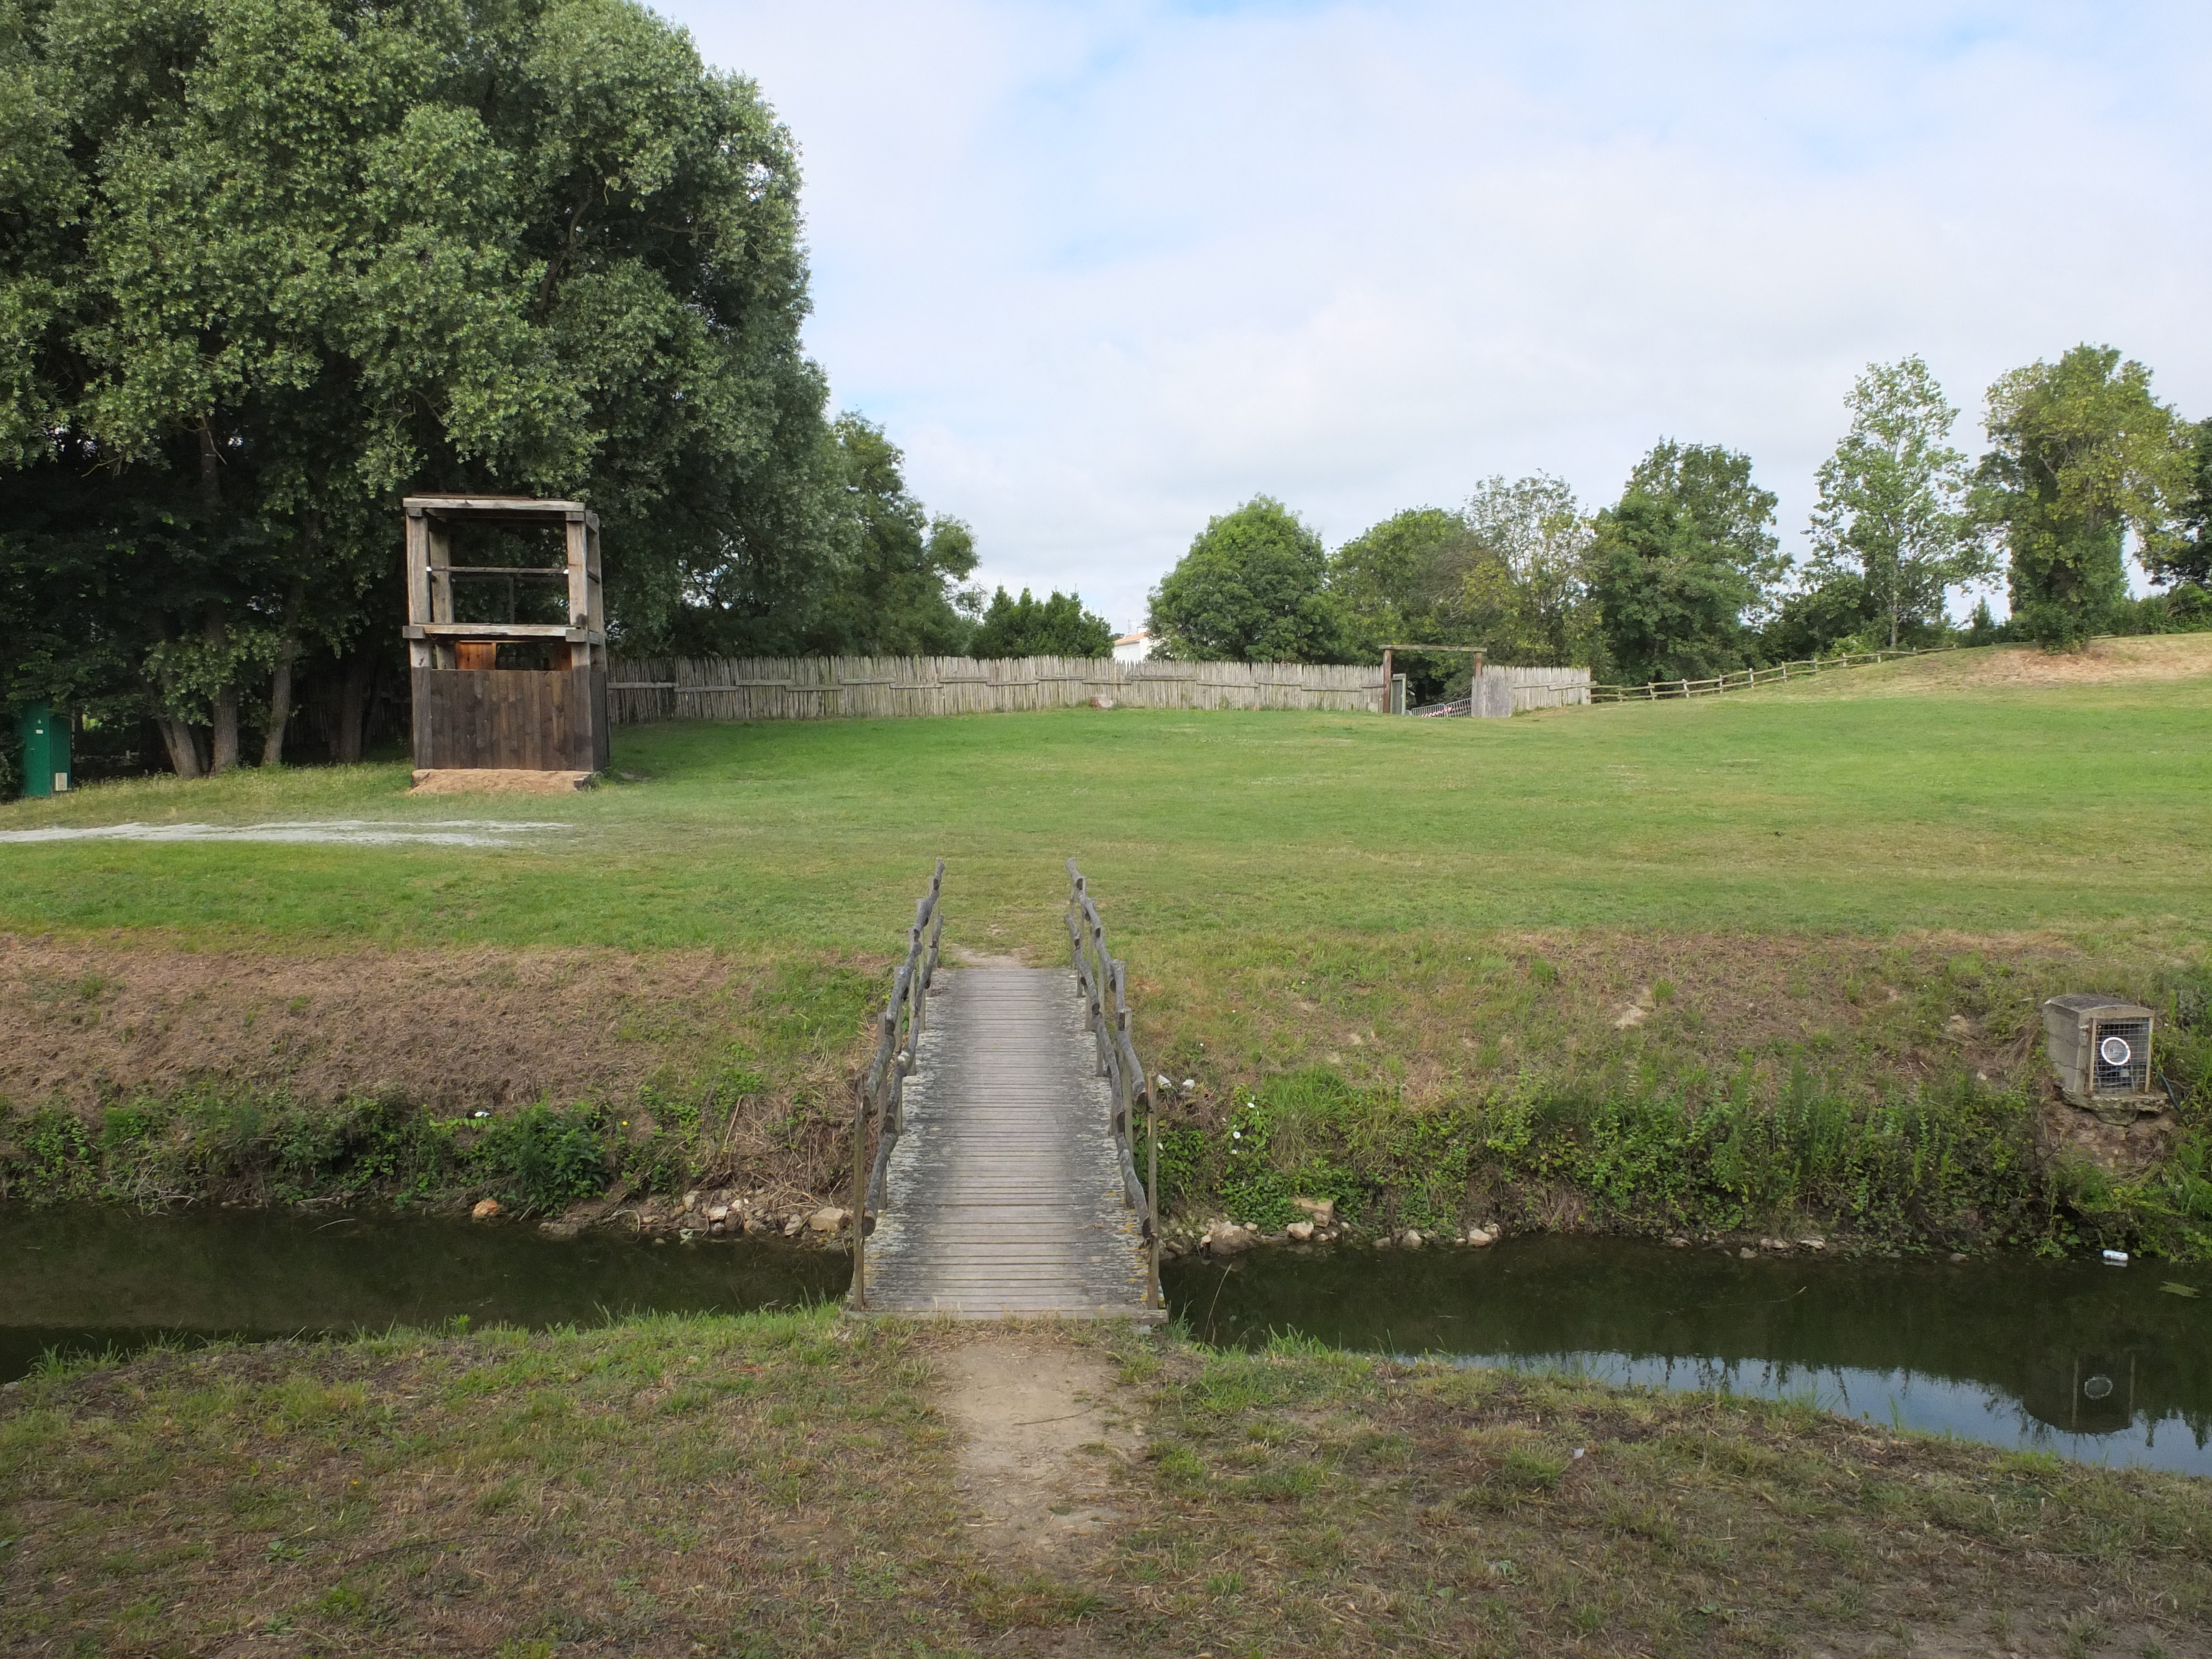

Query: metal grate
[2090,1018,2151,1094]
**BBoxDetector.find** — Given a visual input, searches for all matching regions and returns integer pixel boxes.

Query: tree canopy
[0,0,855,770]
[2158,418,2212,593]
[1976,345,2193,646]
[1332,478,1597,695]
[969,587,1113,659]
[1798,357,1986,650]
[1147,496,1345,662]
[1589,441,1783,684]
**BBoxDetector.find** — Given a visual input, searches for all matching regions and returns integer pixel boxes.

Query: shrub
[472,1104,609,1215]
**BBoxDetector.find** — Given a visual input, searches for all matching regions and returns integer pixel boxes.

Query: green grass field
[5,647,2209,1252]
[4,659,2207,951]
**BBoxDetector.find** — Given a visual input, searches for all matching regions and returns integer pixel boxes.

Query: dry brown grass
[0,938,788,1112]
[1763,634,2212,699]
[6,1318,2207,1657]
[1130,927,2166,1119]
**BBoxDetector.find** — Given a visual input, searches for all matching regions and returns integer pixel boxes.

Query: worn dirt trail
[940,1333,1142,1564]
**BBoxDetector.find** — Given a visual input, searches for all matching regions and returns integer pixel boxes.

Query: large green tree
[969,587,1113,659]
[1590,441,1783,684]
[1802,356,1986,649]
[1,0,834,771]
[2147,416,2212,594]
[796,414,979,657]
[1332,477,1597,695]
[1458,473,1598,666]
[1975,345,2193,647]
[1330,507,1477,659]
[1148,496,1345,662]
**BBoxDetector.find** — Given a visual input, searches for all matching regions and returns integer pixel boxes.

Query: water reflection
[1164,1235,2212,1477]
[0,1204,844,1384]
[7,1208,2206,1477]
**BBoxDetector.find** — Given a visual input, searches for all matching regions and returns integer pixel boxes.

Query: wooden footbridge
[848,863,1163,1322]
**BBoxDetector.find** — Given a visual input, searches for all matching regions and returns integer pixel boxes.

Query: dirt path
[940,1332,1143,1563]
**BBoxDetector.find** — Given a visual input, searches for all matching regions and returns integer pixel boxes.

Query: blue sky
[661,1,2212,628]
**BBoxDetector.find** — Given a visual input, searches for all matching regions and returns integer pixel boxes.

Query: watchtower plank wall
[404,495,611,772]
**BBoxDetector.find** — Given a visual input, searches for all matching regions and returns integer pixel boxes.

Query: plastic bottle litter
[2102,1249,2130,1266]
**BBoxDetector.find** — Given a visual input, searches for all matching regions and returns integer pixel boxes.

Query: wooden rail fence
[1065,861,1161,1309]
[849,860,945,1311]
[1590,643,1958,703]
[608,654,1592,722]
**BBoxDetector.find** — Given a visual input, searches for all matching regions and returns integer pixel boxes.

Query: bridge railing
[849,858,945,1310]
[1064,860,1162,1309]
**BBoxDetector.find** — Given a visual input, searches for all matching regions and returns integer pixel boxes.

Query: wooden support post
[1147,1081,1161,1308]
[404,508,434,671]
[851,1071,868,1309]
[1379,647,1392,711]
[426,515,454,667]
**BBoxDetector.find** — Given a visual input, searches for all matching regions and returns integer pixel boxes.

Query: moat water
[4,1207,2205,1475]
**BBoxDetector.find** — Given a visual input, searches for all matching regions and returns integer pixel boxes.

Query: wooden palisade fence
[611,655,1386,721]
[611,655,1596,722]
[1065,860,1161,1310]
[849,859,945,1311]
[1590,642,1958,703]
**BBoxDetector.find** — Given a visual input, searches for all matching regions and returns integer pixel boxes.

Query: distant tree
[1458,474,1598,666]
[1803,357,1987,649]
[1974,345,2193,648]
[969,588,1114,658]
[1331,478,1597,688]
[1329,508,1475,660]
[1589,442,1785,683]
[798,415,979,656]
[1148,497,1346,662]
[2150,417,2212,593]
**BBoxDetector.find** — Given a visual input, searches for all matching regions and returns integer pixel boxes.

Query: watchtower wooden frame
[403,495,609,772]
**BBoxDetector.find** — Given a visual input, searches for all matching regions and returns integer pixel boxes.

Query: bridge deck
[863,966,1156,1319]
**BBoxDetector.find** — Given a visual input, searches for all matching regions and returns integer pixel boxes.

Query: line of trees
[0,0,1111,788]
[1149,348,2212,695]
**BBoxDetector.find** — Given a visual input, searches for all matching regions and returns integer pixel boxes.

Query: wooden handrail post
[852,860,948,1313]
[852,1045,871,1309]
[1147,1076,1160,1308]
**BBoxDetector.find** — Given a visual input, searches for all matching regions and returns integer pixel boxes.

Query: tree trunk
[156,716,205,779]
[205,602,239,774]
[260,573,308,766]
[337,650,373,764]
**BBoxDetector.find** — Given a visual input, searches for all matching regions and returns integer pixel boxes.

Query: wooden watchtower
[403,495,609,773]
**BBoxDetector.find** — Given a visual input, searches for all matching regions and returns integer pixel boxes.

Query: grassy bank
[3,647,2209,1253]
[4,1312,2206,1655]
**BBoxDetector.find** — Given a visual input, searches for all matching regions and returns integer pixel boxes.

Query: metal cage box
[2041,994,2158,1111]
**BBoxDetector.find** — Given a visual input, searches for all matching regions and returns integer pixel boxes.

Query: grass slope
[3,650,2208,1252]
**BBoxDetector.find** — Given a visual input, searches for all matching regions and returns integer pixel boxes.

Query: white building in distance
[1112,630,1154,664]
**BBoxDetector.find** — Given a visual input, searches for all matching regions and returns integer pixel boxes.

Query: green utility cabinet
[15,703,70,797]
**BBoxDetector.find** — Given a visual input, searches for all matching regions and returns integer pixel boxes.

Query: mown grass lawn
[5,657,2209,1252]
[2,656,2206,955]
[4,1314,2206,1656]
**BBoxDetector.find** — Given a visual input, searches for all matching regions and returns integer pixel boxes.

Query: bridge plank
[860,966,1157,1320]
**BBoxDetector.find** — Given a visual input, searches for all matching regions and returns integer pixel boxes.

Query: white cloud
[665,0,2212,627]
